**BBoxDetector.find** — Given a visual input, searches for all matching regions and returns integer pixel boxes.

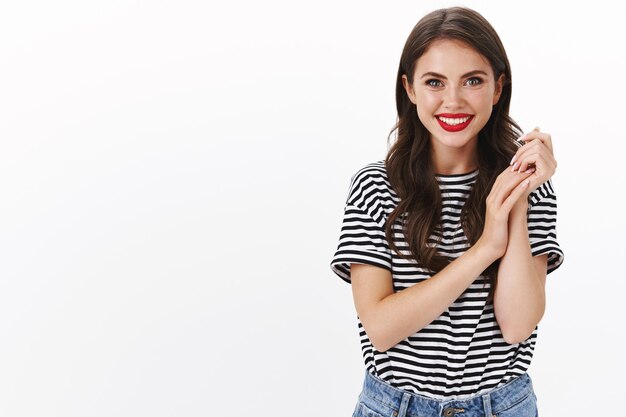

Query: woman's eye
[426,79,443,87]
[466,77,483,86]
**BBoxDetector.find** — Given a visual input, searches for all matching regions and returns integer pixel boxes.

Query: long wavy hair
[384,7,523,301]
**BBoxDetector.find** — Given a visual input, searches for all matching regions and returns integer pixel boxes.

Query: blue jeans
[352,371,538,417]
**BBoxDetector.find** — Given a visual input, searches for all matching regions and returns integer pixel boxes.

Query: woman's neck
[431,139,478,175]
[431,150,479,175]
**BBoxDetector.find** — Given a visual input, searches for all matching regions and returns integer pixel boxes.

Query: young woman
[330,6,564,417]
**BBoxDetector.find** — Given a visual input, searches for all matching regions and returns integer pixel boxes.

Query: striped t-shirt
[330,160,564,400]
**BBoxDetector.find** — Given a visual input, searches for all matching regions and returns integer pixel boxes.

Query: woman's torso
[331,160,537,400]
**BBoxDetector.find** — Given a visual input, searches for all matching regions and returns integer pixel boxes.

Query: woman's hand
[509,127,557,199]
[477,165,536,260]
[478,127,557,259]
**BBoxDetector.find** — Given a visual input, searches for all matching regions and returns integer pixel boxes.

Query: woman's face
[402,38,504,156]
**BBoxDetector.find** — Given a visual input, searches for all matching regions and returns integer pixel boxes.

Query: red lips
[436,115,474,132]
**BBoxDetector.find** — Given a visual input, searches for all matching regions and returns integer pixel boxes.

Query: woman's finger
[511,139,551,172]
[520,130,553,153]
[517,152,544,174]
[511,129,538,165]
[501,175,532,212]
[517,145,556,174]
[493,168,534,206]
[516,126,540,146]
[517,154,556,194]
[511,128,553,165]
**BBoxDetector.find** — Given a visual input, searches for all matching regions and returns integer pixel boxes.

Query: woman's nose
[444,85,465,108]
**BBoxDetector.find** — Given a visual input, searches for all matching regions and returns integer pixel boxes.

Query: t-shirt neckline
[434,169,479,178]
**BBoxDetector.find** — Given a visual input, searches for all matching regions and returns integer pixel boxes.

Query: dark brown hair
[384,6,522,301]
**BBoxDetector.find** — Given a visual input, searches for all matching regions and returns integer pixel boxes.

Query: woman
[330,6,564,417]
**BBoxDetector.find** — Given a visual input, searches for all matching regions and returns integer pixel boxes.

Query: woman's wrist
[473,236,505,264]
[511,196,530,218]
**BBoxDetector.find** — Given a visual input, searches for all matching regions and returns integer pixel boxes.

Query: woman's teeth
[437,116,471,126]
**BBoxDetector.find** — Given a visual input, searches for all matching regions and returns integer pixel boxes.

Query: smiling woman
[330,6,564,417]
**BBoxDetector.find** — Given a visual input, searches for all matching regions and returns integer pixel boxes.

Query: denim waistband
[359,371,534,417]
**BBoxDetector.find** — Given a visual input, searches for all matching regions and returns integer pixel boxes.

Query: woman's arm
[494,127,557,344]
[351,239,499,353]
[493,199,548,344]
[352,164,535,353]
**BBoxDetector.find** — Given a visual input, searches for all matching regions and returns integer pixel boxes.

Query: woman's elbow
[502,331,527,345]
[500,325,535,345]
[362,322,393,353]
[371,337,393,353]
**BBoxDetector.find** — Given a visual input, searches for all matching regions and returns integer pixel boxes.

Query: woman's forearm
[494,203,546,344]
[369,241,498,352]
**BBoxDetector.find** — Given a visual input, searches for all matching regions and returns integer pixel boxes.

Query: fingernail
[521,130,535,140]
[524,168,535,173]
[510,154,517,165]
[511,162,519,171]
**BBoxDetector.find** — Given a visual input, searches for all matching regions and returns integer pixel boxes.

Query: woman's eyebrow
[420,70,488,79]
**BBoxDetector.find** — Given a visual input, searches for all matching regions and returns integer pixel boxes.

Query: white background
[0,1,623,416]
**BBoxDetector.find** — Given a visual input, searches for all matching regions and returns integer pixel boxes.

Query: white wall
[0,1,622,416]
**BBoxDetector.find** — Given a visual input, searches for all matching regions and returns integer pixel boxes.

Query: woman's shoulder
[345,159,397,208]
[349,159,388,184]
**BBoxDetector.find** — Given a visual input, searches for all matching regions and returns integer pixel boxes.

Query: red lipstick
[435,114,474,132]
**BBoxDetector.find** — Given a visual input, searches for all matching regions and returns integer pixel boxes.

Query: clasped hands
[502,126,557,212]
[480,127,557,258]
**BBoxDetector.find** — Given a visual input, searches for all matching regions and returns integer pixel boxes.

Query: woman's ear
[492,74,505,105]
[402,74,417,104]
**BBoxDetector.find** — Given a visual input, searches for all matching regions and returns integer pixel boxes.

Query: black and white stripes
[330,160,564,400]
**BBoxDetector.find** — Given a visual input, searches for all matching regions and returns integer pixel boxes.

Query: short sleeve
[330,163,393,284]
[330,203,392,284]
[527,179,564,274]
